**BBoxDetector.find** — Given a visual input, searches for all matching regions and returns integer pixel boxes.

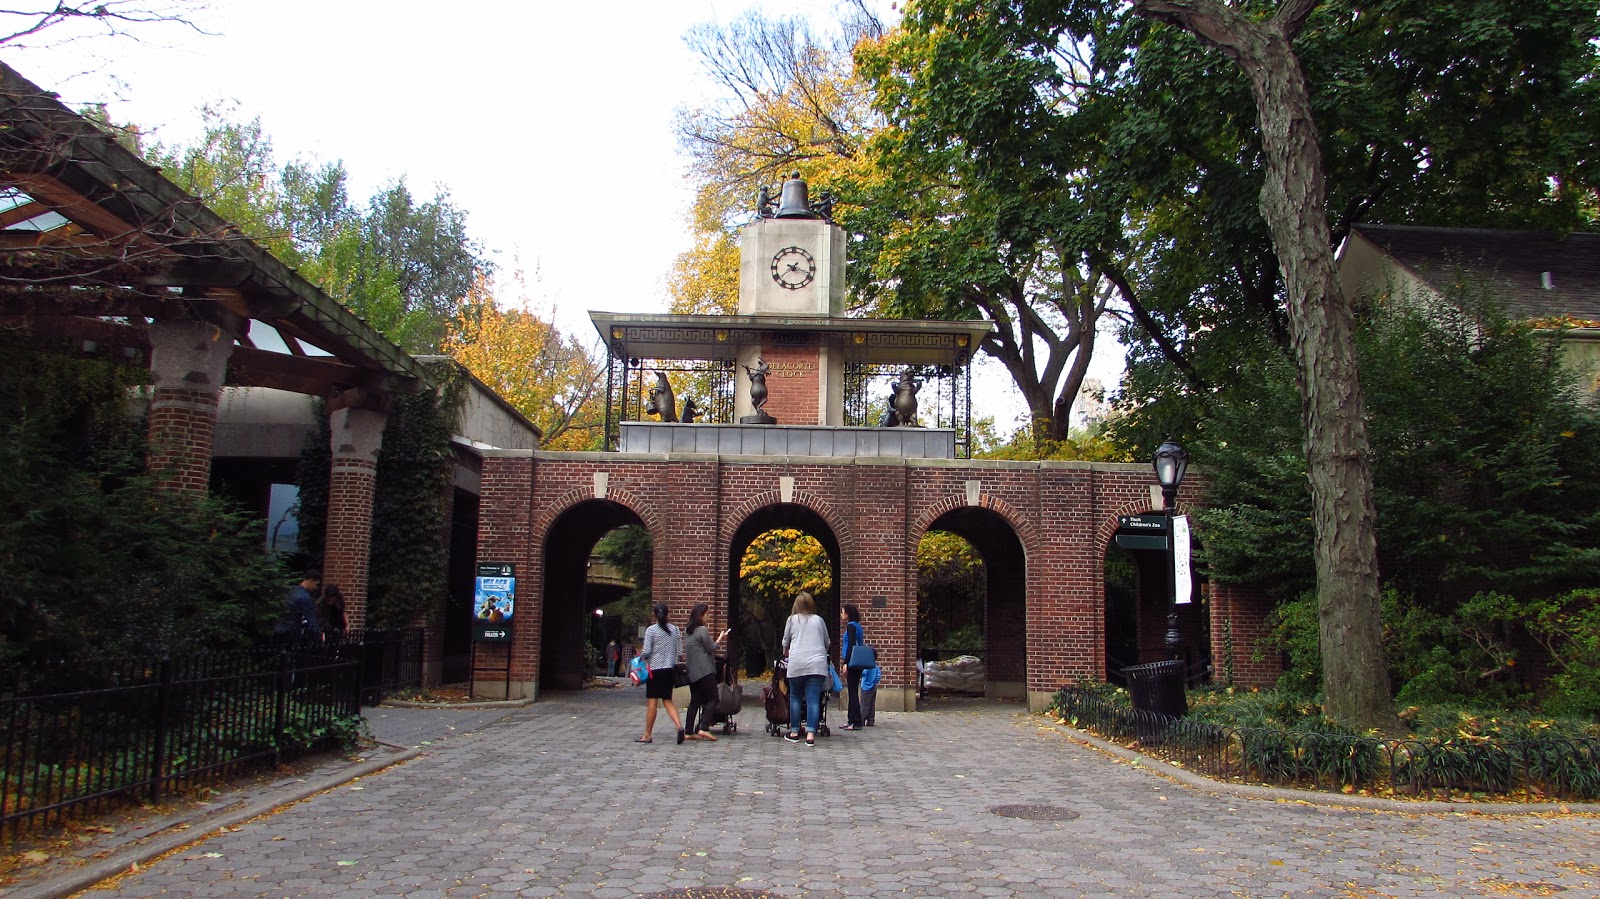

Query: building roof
[0,62,431,399]
[1348,224,1600,323]
[590,311,994,366]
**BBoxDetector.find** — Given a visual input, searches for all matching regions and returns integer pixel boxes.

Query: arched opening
[540,499,648,690]
[918,507,1027,701]
[727,504,840,680]
[1104,513,1210,685]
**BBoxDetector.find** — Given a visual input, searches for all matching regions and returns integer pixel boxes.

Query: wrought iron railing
[0,630,424,840]
[1053,687,1600,802]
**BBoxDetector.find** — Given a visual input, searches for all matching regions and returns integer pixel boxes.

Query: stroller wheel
[820,725,830,737]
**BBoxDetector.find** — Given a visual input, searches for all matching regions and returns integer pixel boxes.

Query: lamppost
[1153,440,1189,661]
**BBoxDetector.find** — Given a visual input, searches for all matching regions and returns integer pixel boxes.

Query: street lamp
[1152,440,1188,660]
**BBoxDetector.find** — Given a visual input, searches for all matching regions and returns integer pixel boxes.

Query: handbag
[673,663,691,688]
[848,642,878,669]
[628,655,649,685]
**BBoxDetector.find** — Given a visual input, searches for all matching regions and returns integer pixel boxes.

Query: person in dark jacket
[683,603,730,741]
[277,569,322,641]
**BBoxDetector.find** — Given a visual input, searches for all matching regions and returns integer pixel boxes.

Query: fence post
[273,652,292,766]
[353,634,368,713]
[150,659,174,804]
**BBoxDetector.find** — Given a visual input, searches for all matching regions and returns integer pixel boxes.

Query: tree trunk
[1133,0,1395,731]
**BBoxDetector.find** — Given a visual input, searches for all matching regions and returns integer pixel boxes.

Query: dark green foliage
[365,368,464,630]
[293,370,466,632]
[593,525,654,630]
[293,402,331,571]
[1199,292,1600,601]
[0,346,287,660]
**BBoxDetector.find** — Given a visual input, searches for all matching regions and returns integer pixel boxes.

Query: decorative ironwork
[604,357,736,447]
[845,361,973,457]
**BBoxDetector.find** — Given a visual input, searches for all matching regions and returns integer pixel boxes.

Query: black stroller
[764,659,830,738]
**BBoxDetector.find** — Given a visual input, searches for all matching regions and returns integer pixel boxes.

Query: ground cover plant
[1051,681,1600,801]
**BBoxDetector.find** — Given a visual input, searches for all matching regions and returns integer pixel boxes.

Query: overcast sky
[8,0,1122,431]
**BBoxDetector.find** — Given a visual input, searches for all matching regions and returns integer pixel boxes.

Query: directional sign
[1117,513,1169,533]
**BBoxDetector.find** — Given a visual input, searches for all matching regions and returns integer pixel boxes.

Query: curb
[379,698,533,710]
[1049,720,1600,815]
[4,747,421,899]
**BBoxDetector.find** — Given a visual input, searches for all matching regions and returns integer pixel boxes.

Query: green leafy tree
[594,525,654,630]
[0,346,285,660]
[739,529,833,664]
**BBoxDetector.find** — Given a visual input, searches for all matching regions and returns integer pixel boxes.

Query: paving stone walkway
[53,686,1600,897]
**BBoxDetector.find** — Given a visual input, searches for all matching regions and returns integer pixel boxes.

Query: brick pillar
[145,320,234,494]
[326,405,385,630]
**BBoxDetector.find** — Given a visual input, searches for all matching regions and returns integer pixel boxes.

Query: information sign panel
[473,562,515,642]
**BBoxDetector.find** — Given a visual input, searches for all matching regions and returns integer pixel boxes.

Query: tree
[360,179,491,352]
[442,271,605,450]
[0,1,206,48]
[1113,0,1390,729]
[875,0,1598,727]
[739,528,833,664]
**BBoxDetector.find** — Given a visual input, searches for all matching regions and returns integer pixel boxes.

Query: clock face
[770,245,816,290]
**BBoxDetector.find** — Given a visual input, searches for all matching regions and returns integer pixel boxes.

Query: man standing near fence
[277,569,323,642]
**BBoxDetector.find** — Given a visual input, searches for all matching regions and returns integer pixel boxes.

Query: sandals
[784,732,802,743]
[677,728,686,745]
[634,736,652,743]
[805,735,816,747]
[697,731,718,742]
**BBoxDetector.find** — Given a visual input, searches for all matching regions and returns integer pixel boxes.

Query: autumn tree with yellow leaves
[443,272,604,451]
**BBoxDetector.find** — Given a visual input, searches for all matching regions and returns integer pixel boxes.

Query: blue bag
[629,654,649,686]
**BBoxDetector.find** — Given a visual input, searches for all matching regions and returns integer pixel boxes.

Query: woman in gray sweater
[683,603,729,740]
[781,591,830,746]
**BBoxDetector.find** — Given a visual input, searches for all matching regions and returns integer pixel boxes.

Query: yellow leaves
[443,273,603,450]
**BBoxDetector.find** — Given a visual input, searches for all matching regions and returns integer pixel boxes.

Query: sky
[6,0,1124,432]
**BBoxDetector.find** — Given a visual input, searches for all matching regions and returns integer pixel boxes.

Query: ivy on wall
[296,362,467,630]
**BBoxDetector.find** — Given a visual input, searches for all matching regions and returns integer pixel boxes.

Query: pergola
[0,62,428,401]
[0,62,432,625]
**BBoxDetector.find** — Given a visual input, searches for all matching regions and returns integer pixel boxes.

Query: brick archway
[724,499,843,677]
[534,494,654,691]
[913,499,1032,700]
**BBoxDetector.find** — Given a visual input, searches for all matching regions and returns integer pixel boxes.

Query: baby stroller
[712,655,741,735]
[763,659,790,737]
[764,659,831,738]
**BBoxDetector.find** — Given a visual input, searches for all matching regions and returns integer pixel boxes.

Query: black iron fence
[0,629,425,840]
[1053,687,1600,802]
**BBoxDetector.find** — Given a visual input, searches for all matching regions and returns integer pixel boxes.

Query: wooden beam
[1,172,162,250]
[228,345,398,396]
[0,290,186,318]
[0,199,45,228]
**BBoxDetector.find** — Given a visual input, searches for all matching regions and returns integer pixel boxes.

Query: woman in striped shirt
[636,602,687,744]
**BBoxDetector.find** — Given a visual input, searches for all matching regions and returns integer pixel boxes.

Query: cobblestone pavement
[65,686,1600,898]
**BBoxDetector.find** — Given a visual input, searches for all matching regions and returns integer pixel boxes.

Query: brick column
[1210,582,1281,688]
[326,405,385,630]
[145,320,234,494]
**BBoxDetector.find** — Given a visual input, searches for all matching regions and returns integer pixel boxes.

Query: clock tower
[738,172,847,317]
[734,173,848,424]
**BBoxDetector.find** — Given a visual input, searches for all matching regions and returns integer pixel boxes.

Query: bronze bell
[774,171,819,219]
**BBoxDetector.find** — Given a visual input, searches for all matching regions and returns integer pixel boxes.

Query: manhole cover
[990,803,1080,821]
[640,883,784,889]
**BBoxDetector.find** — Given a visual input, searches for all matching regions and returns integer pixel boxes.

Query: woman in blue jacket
[840,603,868,731]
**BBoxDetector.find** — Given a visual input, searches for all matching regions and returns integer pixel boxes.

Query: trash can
[1123,659,1187,743]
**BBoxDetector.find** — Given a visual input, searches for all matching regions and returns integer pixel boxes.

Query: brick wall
[759,345,821,425]
[475,452,1278,707]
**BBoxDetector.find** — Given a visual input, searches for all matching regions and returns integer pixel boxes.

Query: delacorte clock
[770,245,816,289]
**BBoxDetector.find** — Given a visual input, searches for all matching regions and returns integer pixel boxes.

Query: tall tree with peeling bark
[1126,0,1390,729]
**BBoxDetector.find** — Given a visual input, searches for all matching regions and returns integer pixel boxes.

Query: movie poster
[473,562,515,641]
